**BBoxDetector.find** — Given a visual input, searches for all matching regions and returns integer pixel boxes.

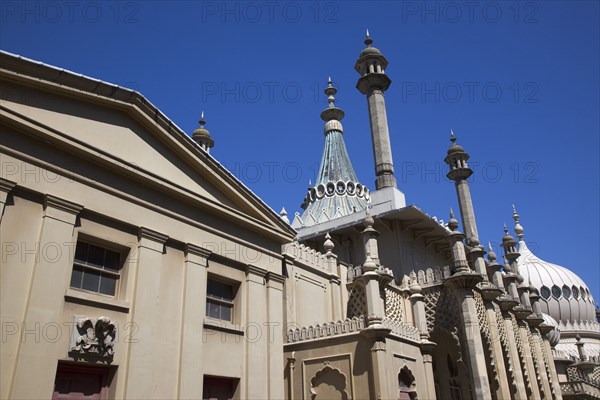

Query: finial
[487,242,497,262]
[364,29,373,46]
[324,77,337,108]
[199,111,206,127]
[280,207,290,224]
[323,232,335,253]
[512,204,524,240]
[450,129,456,143]
[308,179,312,187]
[448,208,459,231]
[504,223,509,235]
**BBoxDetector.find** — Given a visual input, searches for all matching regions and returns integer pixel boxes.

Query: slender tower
[192,111,214,153]
[355,31,397,190]
[444,131,479,247]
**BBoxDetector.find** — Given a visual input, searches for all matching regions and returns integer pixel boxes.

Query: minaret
[192,111,214,153]
[444,130,479,247]
[355,31,396,190]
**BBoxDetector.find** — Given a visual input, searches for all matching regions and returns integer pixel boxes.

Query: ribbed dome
[518,240,596,324]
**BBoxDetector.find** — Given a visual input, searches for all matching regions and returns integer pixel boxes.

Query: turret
[354,31,396,190]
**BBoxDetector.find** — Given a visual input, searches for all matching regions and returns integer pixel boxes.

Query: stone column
[501,311,528,400]
[178,244,211,399]
[366,87,396,189]
[444,214,491,399]
[410,281,437,400]
[484,302,512,400]
[515,318,542,399]
[0,178,15,222]
[10,195,82,400]
[125,227,169,399]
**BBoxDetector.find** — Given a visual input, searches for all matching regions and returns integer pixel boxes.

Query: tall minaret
[355,31,396,190]
[444,131,479,247]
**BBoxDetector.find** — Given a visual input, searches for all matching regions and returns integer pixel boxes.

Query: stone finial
[448,208,459,232]
[512,204,524,240]
[363,254,377,272]
[323,233,334,253]
[487,242,497,263]
[280,207,290,224]
[363,210,375,229]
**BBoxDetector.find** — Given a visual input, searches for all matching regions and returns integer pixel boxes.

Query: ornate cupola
[354,31,396,190]
[293,79,370,229]
[192,111,214,153]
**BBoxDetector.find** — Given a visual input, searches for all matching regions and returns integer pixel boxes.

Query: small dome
[541,313,561,348]
[518,240,596,325]
[192,126,210,139]
[447,142,464,155]
[360,46,382,57]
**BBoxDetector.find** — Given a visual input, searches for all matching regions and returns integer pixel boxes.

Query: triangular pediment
[0,51,295,241]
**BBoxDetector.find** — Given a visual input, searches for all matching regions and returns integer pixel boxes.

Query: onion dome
[514,208,596,324]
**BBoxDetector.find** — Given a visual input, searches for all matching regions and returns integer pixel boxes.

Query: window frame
[69,239,127,298]
[205,276,238,323]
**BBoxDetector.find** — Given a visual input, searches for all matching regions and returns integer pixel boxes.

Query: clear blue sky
[2,1,598,302]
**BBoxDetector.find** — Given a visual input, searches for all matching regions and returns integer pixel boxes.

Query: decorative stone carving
[69,316,116,362]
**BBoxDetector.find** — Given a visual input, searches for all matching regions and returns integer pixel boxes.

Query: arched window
[540,286,551,300]
[551,285,562,299]
[562,285,572,299]
[398,366,417,400]
[572,286,580,299]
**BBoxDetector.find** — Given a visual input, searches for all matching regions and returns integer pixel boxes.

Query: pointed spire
[450,128,456,143]
[365,28,373,46]
[512,204,524,240]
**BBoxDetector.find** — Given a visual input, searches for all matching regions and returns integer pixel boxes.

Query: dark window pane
[87,244,105,267]
[221,304,232,321]
[70,266,84,288]
[551,285,561,299]
[540,286,551,300]
[572,286,579,299]
[82,270,101,292]
[99,274,117,295]
[207,279,233,301]
[207,301,220,319]
[103,250,121,271]
[74,242,88,263]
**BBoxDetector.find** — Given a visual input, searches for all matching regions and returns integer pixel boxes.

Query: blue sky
[2,1,598,301]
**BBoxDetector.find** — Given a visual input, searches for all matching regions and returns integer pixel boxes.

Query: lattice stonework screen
[348,285,367,318]
[384,287,403,323]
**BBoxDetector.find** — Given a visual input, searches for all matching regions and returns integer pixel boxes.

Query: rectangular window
[202,375,238,400]
[206,278,235,322]
[69,241,123,296]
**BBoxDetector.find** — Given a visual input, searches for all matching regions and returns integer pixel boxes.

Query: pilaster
[244,264,268,399]
[125,227,169,399]
[178,244,211,399]
[10,194,82,400]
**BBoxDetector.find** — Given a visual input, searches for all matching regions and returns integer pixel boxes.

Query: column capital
[185,243,211,266]
[0,178,16,194]
[138,227,169,252]
[266,272,286,290]
[43,194,83,225]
